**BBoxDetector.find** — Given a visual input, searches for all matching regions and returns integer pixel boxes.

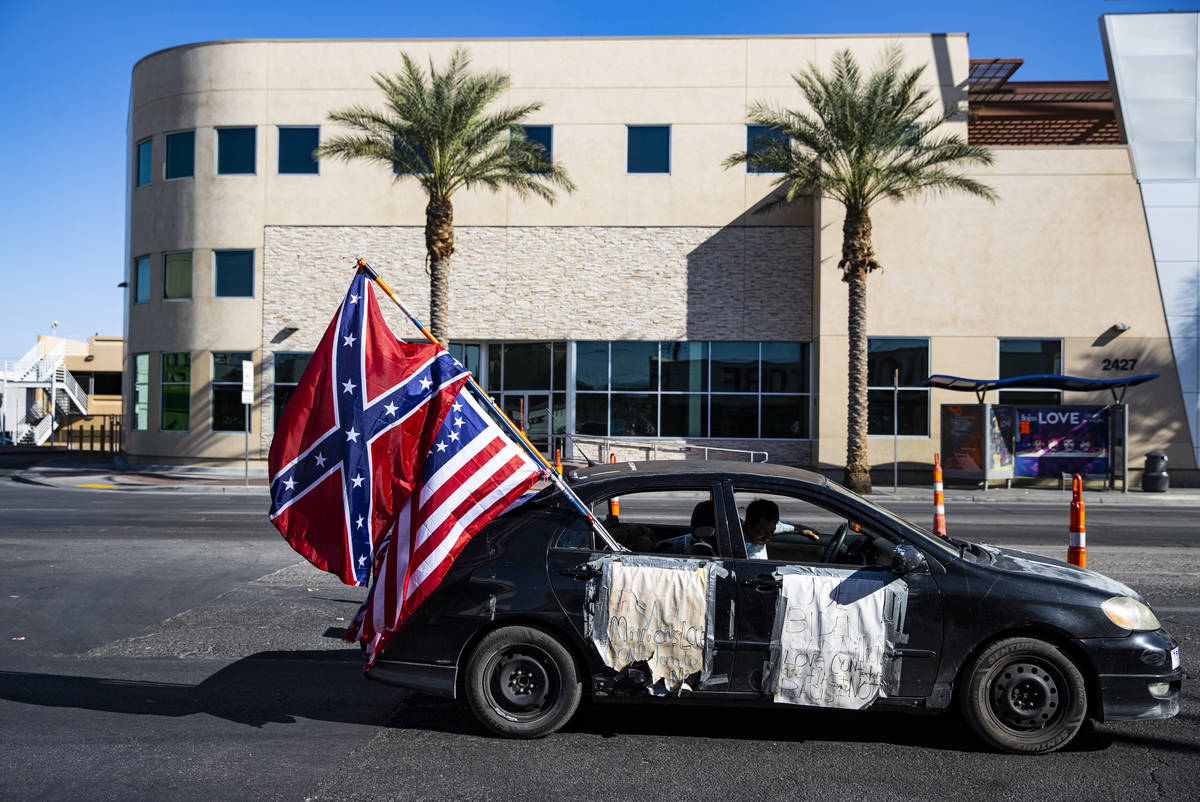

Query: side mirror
[891,544,928,576]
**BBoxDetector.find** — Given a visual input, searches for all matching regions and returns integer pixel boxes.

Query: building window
[161,352,190,431]
[278,126,319,174]
[136,138,152,187]
[520,125,553,171]
[133,255,150,304]
[392,131,430,175]
[998,338,1063,405]
[627,125,670,174]
[273,352,313,426]
[490,342,567,451]
[165,131,194,179]
[217,127,256,175]
[577,341,810,440]
[163,252,191,300]
[212,352,252,432]
[214,250,254,297]
[867,338,930,436]
[447,343,482,380]
[746,125,788,173]
[132,353,149,431]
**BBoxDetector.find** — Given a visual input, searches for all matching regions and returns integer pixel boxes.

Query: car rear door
[547,477,746,697]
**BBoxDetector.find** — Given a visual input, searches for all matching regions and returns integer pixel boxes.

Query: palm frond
[725,45,996,215]
[320,46,575,204]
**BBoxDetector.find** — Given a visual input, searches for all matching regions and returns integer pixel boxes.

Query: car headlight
[1102,596,1161,631]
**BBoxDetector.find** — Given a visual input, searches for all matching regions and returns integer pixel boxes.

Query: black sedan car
[369,461,1180,754]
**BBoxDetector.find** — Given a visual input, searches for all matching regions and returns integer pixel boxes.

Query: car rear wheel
[464,626,582,739]
[960,636,1088,754]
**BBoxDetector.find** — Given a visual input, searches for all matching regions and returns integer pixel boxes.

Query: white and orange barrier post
[608,453,620,518]
[1069,474,1087,568]
[933,453,947,537]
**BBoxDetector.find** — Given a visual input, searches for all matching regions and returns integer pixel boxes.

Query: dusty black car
[369,461,1180,754]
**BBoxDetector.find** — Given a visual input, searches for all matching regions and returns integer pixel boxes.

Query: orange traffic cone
[608,453,620,517]
[1069,474,1087,568]
[933,453,947,537]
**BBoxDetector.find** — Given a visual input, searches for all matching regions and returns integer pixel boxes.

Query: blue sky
[0,0,1194,359]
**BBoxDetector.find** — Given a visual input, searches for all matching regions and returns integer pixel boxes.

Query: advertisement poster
[989,406,1016,473]
[941,405,985,474]
[1015,407,1109,478]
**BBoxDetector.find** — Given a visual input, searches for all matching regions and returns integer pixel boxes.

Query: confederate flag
[267,270,468,586]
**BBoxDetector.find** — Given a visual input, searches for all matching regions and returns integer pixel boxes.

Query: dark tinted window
[660,341,707,392]
[522,125,553,170]
[746,125,788,173]
[217,128,256,174]
[611,341,657,390]
[212,352,252,432]
[503,343,551,390]
[868,339,928,386]
[279,127,319,174]
[214,251,254,297]
[575,341,608,391]
[165,131,194,179]
[711,342,759,392]
[762,342,808,393]
[136,139,152,187]
[627,126,670,173]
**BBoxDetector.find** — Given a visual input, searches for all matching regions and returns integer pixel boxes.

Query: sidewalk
[6,452,1200,505]
[6,454,267,494]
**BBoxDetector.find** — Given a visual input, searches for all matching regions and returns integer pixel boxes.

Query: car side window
[552,515,594,550]
[586,487,718,555]
[731,488,898,566]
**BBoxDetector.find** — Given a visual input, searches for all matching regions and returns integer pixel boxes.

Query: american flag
[347,385,545,668]
[268,271,468,586]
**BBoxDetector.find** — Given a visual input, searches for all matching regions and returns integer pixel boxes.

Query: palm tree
[724,48,996,493]
[318,48,575,343]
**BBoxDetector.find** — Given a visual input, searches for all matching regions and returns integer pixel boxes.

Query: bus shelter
[923,373,1158,492]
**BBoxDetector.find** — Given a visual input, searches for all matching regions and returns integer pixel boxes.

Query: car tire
[960,636,1088,754]
[464,625,582,739]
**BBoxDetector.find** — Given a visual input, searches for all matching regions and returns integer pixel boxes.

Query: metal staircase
[3,341,89,446]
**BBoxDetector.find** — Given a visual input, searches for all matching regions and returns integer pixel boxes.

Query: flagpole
[355,259,625,553]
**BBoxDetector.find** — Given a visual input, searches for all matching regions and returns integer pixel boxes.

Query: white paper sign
[773,573,901,710]
[601,561,708,690]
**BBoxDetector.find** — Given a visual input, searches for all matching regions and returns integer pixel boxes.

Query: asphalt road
[1,481,1197,801]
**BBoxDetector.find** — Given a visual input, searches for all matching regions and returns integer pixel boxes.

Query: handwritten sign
[601,561,708,690]
[773,573,904,709]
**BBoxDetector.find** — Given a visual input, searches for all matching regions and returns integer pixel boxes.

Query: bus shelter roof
[922,373,1158,403]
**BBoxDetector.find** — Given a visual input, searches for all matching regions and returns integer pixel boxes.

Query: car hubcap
[487,648,556,718]
[991,660,1061,730]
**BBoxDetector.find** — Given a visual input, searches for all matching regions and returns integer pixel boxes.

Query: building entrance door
[503,393,551,455]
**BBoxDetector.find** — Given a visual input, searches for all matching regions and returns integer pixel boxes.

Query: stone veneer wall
[261,224,814,465]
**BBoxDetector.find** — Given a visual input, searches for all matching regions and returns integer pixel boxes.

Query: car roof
[568,459,830,487]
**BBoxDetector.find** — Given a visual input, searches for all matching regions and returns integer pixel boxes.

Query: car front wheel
[960,636,1088,754]
[464,625,582,739]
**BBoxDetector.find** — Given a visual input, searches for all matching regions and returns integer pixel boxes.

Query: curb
[11,473,55,488]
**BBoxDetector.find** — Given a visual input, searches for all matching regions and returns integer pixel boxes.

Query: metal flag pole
[354,259,624,552]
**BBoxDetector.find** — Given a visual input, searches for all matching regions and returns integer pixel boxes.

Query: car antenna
[575,444,595,467]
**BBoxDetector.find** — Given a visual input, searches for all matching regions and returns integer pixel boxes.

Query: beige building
[124,27,1196,484]
[2,335,123,447]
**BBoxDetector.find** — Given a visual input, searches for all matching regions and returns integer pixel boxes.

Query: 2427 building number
[1101,358,1138,371]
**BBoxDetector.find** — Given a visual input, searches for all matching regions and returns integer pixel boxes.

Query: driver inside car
[743,498,819,559]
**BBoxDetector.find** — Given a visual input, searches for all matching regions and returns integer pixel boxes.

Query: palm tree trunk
[425,196,455,344]
[840,206,878,494]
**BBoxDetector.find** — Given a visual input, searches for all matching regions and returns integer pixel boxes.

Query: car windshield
[822,480,963,562]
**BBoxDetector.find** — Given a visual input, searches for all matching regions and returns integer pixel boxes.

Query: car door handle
[560,565,600,580]
[740,574,779,592]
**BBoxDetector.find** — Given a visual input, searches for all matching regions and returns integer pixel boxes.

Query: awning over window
[923,373,1158,403]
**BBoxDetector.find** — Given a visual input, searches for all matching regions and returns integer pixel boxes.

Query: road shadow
[0,649,403,728]
[389,693,1123,754]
